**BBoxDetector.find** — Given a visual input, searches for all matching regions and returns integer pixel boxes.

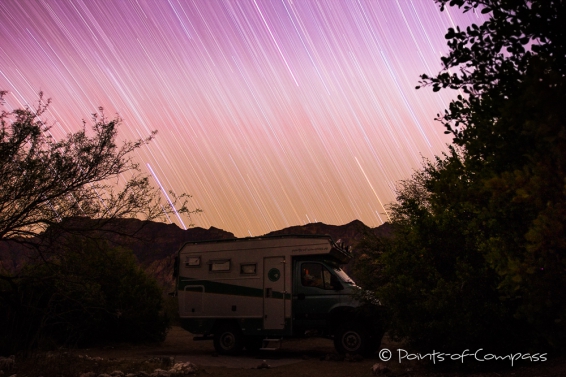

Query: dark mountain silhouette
[265,219,392,248]
[0,238,34,273]
[0,218,391,288]
[0,218,235,286]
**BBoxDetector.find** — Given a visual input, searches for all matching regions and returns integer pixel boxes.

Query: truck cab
[293,258,354,331]
[291,257,384,354]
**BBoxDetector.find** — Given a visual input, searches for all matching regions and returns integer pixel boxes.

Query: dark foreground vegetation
[0,237,169,354]
[354,0,566,356]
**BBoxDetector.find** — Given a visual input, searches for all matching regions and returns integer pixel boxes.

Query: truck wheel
[334,323,369,355]
[213,323,244,355]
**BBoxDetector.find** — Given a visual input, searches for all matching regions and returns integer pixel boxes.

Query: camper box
[173,235,385,355]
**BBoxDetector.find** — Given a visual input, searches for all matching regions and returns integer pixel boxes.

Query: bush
[356,0,566,356]
[0,238,169,354]
[354,150,564,354]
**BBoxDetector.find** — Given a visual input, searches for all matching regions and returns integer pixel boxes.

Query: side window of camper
[209,260,231,272]
[301,263,338,290]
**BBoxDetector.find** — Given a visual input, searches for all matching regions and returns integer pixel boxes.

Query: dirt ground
[55,326,565,377]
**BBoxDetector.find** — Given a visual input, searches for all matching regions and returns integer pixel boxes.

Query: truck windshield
[334,268,356,285]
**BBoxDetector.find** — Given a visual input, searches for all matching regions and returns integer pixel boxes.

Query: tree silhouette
[0,91,199,352]
[0,91,197,246]
[366,0,566,352]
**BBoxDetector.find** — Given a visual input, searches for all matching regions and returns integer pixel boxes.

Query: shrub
[0,237,169,354]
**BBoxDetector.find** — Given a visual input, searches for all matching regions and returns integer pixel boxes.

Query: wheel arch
[211,318,241,334]
[327,305,356,332]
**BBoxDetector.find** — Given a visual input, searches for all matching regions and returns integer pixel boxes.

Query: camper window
[185,256,201,267]
[209,260,231,272]
[240,263,257,275]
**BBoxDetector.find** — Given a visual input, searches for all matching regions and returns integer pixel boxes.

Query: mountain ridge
[0,218,392,288]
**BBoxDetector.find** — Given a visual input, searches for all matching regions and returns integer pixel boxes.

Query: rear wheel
[213,323,244,355]
[334,323,370,355]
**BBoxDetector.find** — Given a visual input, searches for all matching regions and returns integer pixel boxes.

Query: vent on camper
[240,263,257,275]
[185,256,201,267]
[209,259,231,272]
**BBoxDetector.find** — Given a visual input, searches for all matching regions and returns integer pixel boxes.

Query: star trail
[0,0,483,237]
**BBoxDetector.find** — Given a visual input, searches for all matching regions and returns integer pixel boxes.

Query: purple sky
[0,1,484,236]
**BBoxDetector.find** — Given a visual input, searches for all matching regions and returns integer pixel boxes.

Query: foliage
[0,92,199,353]
[0,91,199,244]
[362,0,566,353]
[0,238,169,354]
[357,150,530,352]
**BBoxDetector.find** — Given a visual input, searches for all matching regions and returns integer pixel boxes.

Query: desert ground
[10,326,562,377]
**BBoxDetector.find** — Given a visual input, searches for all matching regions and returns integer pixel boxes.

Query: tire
[334,323,370,355]
[213,323,244,355]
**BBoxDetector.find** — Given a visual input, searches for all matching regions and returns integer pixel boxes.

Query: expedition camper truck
[173,235,385,355]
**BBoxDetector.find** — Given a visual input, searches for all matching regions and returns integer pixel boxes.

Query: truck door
[293,261,344,329]
[263,256,286,330]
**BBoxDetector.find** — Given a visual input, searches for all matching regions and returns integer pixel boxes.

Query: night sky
[0,1,483,237]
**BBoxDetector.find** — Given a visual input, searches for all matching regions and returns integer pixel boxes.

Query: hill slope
[0,218,391,288]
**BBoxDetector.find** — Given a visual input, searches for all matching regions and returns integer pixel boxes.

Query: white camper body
[174,235,385,355]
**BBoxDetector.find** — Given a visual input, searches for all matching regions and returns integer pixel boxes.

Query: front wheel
[213,323,244,355]
[334,323,370,355]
